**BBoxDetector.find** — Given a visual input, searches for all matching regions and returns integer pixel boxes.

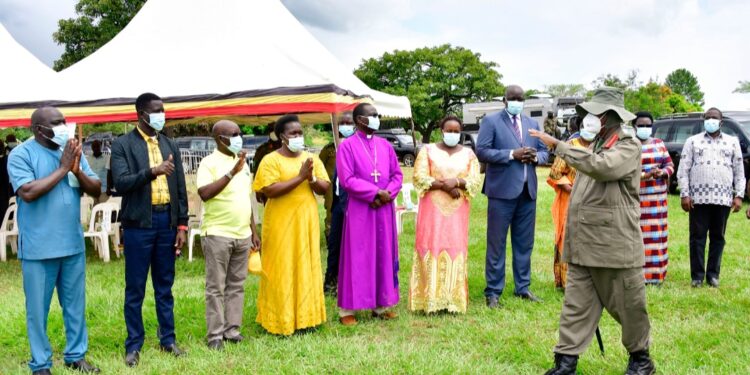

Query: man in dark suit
[477,85,549,307]
[111,93,189,367]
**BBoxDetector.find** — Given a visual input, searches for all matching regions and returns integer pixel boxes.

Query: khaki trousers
[202,235,251,342]
[555,263,650,355]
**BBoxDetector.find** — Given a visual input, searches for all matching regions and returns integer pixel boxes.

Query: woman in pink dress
[408,115,482,314]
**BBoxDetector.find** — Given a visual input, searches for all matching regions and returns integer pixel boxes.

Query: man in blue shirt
[8,107,101,375]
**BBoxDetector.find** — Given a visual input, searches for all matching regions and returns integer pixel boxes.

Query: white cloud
[0,0,77,65]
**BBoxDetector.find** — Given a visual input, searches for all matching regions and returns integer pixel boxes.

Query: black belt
[152,204,170,212]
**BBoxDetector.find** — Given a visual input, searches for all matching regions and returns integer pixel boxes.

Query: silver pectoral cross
[371,169,381,183]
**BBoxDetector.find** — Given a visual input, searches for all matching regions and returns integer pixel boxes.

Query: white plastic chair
[395,183,419,235]
[83,203,112,262]
[187,205,204,262]
[80,196,95,227]
[8,196,16,206]
[106,201,122,257]
[0,204,18,261]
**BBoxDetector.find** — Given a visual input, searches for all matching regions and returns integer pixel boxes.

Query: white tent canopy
[0,24,57,103]
[54,0,411,117]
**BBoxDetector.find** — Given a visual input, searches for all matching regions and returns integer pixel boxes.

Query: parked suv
[374,129,418,167]
[652,112,750,193]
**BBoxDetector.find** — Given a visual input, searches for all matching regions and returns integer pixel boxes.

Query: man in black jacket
[111,93,189,367]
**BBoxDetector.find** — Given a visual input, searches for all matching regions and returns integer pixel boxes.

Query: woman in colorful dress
[408,115,481,314]
[633,111,674,285]
[547,123,594,290]
[252,114,331,334]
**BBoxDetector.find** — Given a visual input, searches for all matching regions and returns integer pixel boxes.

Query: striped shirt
[677,131,745,206]
[639,138,674,196]
[137,126,171,205]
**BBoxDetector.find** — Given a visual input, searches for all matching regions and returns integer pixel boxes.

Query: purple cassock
[336,130,403,310]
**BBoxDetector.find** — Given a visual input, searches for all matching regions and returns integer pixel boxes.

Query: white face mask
[366,116,381,131]
[225,135,243,155]
[581,113,602,135]
[443,132,460,147]
[339,125,355,138]
[286,136,305,153]
[636,127,652,141]
[580,129,597,141]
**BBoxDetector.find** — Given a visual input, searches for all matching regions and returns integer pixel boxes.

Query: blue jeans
[123,209,177,352]
[22,252,88,372]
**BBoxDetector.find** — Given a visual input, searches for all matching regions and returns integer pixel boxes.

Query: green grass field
[1,167,750,374]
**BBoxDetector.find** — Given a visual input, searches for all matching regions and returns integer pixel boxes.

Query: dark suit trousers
[485,184,536,297]
[324,197,346,287]
[123,209,177,352]
[689,204,730,282]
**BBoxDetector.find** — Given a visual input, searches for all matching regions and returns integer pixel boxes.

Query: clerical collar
[356,130,373,140]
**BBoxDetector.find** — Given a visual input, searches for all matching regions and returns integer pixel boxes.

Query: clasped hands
[433,178,463,199]
[512,146,537,164]
[370,189,393,208]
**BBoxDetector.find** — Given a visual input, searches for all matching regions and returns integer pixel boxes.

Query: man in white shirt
[85,140,110,203]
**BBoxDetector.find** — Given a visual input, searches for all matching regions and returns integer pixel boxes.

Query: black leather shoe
[515,291,542,302]
[691,280,702,288]
[207,339,224,351]
[160,343,186,357]
[544,353,578,375]
[65,359,100,373]
[124,351,139,368]
[32,369,51,375]
[707,277,719,288]
[626,349,656,375]
[486,296,500,309]
[224,334,244,344]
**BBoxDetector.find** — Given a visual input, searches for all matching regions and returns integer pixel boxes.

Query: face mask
[286,136,305,153]
[443,132,460,147]
[339,125,355,138]
[636,127,652,140]
[146,112,166,131]
[704,119,720,133]
[580,129,597,141]
[366,116,381,131]
[581,113,602,135]
[506,100,524,116]
[225,135,243,155]
[40,124,69,146]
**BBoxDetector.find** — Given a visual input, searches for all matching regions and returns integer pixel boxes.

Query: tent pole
[77,123,83,142]
[331,113,340,148]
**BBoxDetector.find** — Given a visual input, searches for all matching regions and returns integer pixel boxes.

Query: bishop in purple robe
[336,103,403,325]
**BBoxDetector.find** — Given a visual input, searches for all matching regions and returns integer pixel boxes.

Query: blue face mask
[636,127,652,140]
[147,112,166,132]
[580,129,597,141]
[225,135,243,155]
[339,124,355,138]
[287,136,305,153]
[506,100,524,116]
[443,132,461,147]
[40,124,69,146]
[704,119,720,133]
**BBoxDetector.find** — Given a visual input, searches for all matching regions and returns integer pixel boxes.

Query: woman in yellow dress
[252,114,330,335]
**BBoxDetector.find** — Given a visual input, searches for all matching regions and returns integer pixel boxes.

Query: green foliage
[354,44,504,143]
[53,0,147,71]
[665,68,705,106]
[524,88,542,99]
[543,84,586,98]
[734,80,750,93]
[625,81,702,118]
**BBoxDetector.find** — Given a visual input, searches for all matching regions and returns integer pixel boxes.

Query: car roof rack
[656,112,704,120]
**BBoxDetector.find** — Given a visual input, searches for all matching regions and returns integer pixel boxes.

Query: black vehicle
[461,131,478,153]
[652,112,750,193]
[374,129,417,167]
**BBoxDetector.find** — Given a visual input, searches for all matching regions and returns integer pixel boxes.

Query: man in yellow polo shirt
[197,120,260,351]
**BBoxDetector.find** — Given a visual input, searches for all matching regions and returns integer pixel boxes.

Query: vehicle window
[462,134,473,146]
[396,135,413,145]
[652,124,671,142]
[740,120,750,134]
[721,125,738,137]
[672,123,697,143]
[530,110,543,117]
[190,140,206,150]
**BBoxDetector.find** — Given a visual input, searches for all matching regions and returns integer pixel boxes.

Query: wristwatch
[310,175,317,183]
[225,171,234,180]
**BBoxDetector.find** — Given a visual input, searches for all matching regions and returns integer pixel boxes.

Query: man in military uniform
[544,111,558,138]
[530,87,655,375]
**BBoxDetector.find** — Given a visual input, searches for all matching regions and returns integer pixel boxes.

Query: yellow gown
[252,151,329,335]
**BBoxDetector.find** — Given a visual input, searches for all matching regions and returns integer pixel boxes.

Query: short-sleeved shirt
[86,153,110,192]
[8,139,99,260]
[197,150,253,239]
[137,126,170,205]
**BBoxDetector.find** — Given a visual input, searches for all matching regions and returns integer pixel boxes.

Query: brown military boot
[544,353,578,375]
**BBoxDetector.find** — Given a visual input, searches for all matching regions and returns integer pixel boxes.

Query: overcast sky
[1,0,748,108]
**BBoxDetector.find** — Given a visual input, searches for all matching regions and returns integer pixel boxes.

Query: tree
[665,68,704,106]
[53,0,146,71]
[543,84,586,98]
[592,70,639,90]
[734,80,750,93]
[354,44,504,143]
[624,81,701,119]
